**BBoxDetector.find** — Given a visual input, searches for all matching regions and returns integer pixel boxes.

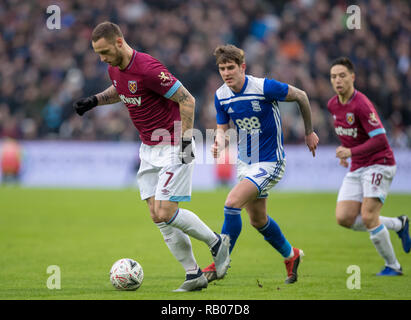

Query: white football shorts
[337,164,396,203]
[237,159,286,198]
[137,142,194,202]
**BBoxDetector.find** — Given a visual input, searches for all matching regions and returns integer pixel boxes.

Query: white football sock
[351,215,367,231]
[167,208,219,248]
[351,215,402,232]
[380,216,402,232]
[368,224,401,270]
[285,248,294,259]
[156,222,198,274]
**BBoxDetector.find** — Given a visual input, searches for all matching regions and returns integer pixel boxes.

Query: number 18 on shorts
[337,164,396,203]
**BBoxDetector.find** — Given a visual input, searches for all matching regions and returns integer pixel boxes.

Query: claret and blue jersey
[215,75,289,164]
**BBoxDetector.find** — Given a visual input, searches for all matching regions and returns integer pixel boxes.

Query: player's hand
[339,158,349,168]
[305,131,319,157]
[336,146,351,159]
[179,138,195,164]
[73,96,98,116]
[211,140,221,159]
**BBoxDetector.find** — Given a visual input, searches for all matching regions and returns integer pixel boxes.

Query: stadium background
[0,0,410,191]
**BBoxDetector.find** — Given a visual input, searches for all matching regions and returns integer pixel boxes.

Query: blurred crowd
[0,0,410,148]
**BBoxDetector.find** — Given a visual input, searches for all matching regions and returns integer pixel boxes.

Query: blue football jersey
[214,75,289,163]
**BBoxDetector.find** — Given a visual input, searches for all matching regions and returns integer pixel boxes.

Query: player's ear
[240,63,246,74]
[115,37,123,48]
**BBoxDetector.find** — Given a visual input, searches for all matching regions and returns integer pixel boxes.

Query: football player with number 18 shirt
[327,57,410,276]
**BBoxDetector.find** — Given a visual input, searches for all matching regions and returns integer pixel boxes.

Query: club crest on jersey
[128,80,137,94]
[158,72,173,87]
[346,112,355,125]
[158,72,171,82]
[368,112,379,126]
[251,100,261,112]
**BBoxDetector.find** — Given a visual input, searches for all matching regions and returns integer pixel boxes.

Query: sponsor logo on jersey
[251,100,261,112]
[346,112,355,125]
[368,112,380,126]
[119,94,141,106]
[128,80,137,94]
[235,116,262,134]
[335,126,358,138]
[227,107,235,113]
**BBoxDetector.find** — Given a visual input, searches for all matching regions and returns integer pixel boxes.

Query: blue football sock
[221,206,242,253]
[258,216,292,258]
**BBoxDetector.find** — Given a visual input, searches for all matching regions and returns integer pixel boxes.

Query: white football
[110,258,144,291]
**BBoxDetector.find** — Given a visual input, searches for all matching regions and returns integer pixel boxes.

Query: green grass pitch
[0,187,410,300]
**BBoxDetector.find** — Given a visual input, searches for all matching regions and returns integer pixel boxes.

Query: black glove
[179,138,195,164]
[73,96,98,116]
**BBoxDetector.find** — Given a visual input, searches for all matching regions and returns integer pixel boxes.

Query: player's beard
[112,48,124,67]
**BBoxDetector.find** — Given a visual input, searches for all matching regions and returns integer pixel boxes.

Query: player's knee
[225,196,242,209]
[147,205,168,223]
[146,198,159,222]
[335,207,357,228]
[361,211,378,229]
[150,209,170,223]
[149,208,162,223]
[335,214,353,228]
[152,202,178,224]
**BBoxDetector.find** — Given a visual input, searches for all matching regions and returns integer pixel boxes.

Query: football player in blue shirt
[202,44,319,284]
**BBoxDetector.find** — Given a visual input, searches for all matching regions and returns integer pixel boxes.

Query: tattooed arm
[95,85,121,105]
[284,85,319,157]
[284,85,314,135]
[73,85,120,116]
[169,85,196,139]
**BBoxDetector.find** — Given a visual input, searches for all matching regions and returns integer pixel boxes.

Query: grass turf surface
[0,187,410,300]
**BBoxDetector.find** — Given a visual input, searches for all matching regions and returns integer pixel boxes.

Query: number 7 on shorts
[164,171,174,187]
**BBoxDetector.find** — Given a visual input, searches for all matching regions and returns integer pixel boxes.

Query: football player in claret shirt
[202,44,319,284]
[327,57,410,276]
[73,22,230,291]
